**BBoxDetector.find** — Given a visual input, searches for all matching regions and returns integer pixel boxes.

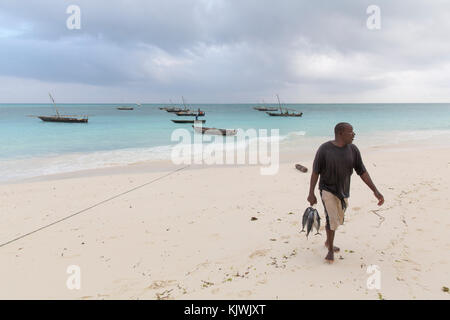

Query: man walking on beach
[307,122,384,263]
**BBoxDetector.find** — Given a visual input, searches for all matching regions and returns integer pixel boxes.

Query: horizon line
[1,102,450,105]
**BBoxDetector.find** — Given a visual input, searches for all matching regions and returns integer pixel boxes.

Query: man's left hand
[374,191,384,206]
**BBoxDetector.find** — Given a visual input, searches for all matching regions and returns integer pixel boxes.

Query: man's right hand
[374,191,384,206]
[307,193,317,206]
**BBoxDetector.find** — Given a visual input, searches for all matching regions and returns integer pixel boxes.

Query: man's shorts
[320,190,348,231]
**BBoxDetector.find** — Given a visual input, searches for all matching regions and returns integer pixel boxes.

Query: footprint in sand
[249,249,270,259]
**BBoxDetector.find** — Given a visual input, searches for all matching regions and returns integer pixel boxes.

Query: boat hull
[171,119,206,124]
[266,112,303,117]
[38,116,88,123]
[253,107,279,111]
[176,112,205,117]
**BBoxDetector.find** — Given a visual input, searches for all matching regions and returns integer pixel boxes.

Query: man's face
[342,125,355,144]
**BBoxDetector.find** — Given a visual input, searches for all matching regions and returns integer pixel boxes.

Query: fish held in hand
[313,209,321,235]
[301,207,313,233]
[306,209,315,238]
[301,207,322,238]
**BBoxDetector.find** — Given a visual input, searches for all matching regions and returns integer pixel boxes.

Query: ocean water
[1,103,449,182]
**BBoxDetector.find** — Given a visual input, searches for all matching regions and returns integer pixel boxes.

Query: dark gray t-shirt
[313,141,366,200]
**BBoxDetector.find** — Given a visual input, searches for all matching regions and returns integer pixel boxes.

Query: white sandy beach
[0,144,449,300]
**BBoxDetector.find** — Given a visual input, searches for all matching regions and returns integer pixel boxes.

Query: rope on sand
[0,165,190,249]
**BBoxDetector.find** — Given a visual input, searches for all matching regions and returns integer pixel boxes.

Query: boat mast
[181,96,188,110]
[48,93,60,117]
[276,94,282,113]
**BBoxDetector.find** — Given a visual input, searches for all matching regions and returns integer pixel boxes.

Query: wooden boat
[192,125,237,136]
[38,115,88,123]
[253,99,278,111]
[171,119,206,124]
[266,94,302,117]
[254,106,279,111]
[176,110,205,117]
[253,100,278,111]
[266,111,302,117]
[166,107,184,113]
[118,102,140,110]
[36,93,88,123]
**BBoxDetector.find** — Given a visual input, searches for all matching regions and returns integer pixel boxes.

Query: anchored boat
[171,119,206,124]
[253,99,278,111]
[38,115,88,123]
[35,93,88,123]
[176,110,205,117]
[254,106,279,111]
[266,94,302,117]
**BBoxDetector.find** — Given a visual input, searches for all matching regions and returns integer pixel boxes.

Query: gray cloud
[1,0,450,102]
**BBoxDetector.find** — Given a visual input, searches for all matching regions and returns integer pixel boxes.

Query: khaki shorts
[320,190,348,231]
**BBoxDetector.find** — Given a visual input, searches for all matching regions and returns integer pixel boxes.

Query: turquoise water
[1,103,449,181]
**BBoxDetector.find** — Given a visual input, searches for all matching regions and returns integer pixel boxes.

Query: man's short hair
[334,122,351,135]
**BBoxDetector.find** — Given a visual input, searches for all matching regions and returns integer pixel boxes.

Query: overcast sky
[1,0,449,103]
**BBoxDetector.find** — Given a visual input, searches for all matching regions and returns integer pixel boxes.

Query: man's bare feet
[325,241,340,252]
[325,251,334,264]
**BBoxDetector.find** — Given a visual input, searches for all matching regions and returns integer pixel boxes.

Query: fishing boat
[161,99,182,112]
[38,115,88,123]
[35,93,88,123]
[192,125,237,136]
[117,102,141,110]
[253,99,278,111]
[166,107,184,113]
[171,119,206,124]
[266,110,303,117]
[254,106,279,111]
[266,94,303,117]
[176,110,205,117]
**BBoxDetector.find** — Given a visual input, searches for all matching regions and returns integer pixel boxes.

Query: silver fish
[313,209,321,235]
[301,207,313,233]
[306,209,315,238]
